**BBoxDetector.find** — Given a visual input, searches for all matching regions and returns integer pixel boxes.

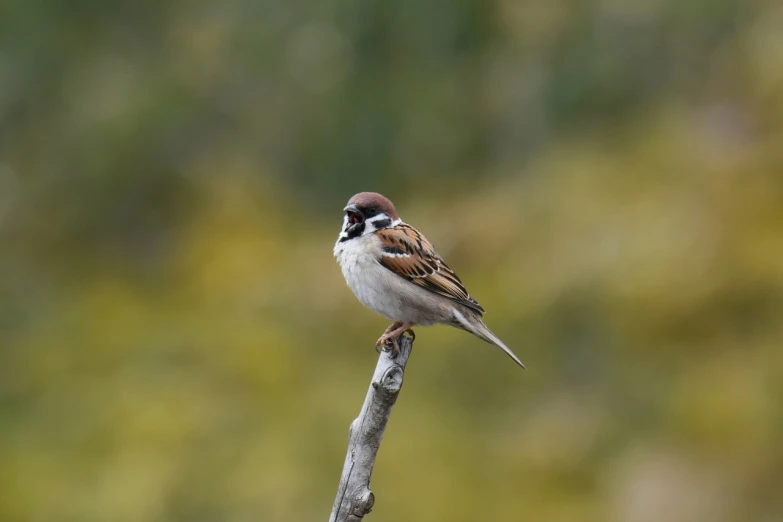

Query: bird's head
[338,192,399,242]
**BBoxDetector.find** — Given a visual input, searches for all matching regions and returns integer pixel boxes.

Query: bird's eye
[365,207,378,217]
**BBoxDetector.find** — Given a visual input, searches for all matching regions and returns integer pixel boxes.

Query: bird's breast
[334,235,436,324]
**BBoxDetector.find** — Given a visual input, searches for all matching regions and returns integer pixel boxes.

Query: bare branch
[329,335,414,522]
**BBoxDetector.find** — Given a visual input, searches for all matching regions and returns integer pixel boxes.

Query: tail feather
[451,310,526,369]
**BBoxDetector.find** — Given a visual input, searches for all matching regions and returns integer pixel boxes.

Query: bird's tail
[451,310,526,369]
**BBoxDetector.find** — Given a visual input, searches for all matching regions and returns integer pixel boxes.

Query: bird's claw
[375,335,400,357]
[386,337,401,357]
[375,323,414,358]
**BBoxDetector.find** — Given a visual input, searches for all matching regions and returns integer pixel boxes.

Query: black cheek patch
[372,218,391,229]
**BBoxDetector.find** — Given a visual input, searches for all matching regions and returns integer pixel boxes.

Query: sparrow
[333,192,525,369]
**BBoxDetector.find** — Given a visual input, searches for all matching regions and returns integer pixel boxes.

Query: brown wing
[375,224,485,315]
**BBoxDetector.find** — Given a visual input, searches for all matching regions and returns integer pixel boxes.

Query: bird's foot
[375,321,402,353]
[375,323,415,357]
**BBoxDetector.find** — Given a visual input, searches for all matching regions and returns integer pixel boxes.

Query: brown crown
[346,192,399,220]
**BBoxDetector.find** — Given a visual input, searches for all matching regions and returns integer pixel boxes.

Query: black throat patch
[339,222,366,242]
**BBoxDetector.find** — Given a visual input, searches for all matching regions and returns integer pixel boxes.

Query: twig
[329,335,414,522]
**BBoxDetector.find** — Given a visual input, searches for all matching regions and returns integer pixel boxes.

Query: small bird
[334,192,525,369]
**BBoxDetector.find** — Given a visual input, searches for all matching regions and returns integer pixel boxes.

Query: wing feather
[375,224,485,315]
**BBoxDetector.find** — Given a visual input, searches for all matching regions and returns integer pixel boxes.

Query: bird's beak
[344,205,364,227]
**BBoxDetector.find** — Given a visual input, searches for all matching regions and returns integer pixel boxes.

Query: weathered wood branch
[329,335,414,522]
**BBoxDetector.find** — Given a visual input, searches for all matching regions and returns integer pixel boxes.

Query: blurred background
[1,0,782,521]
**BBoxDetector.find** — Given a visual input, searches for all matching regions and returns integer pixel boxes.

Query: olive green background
[1,1,782,521]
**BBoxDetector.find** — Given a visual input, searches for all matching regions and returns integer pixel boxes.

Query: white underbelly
[335,235,440,325]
